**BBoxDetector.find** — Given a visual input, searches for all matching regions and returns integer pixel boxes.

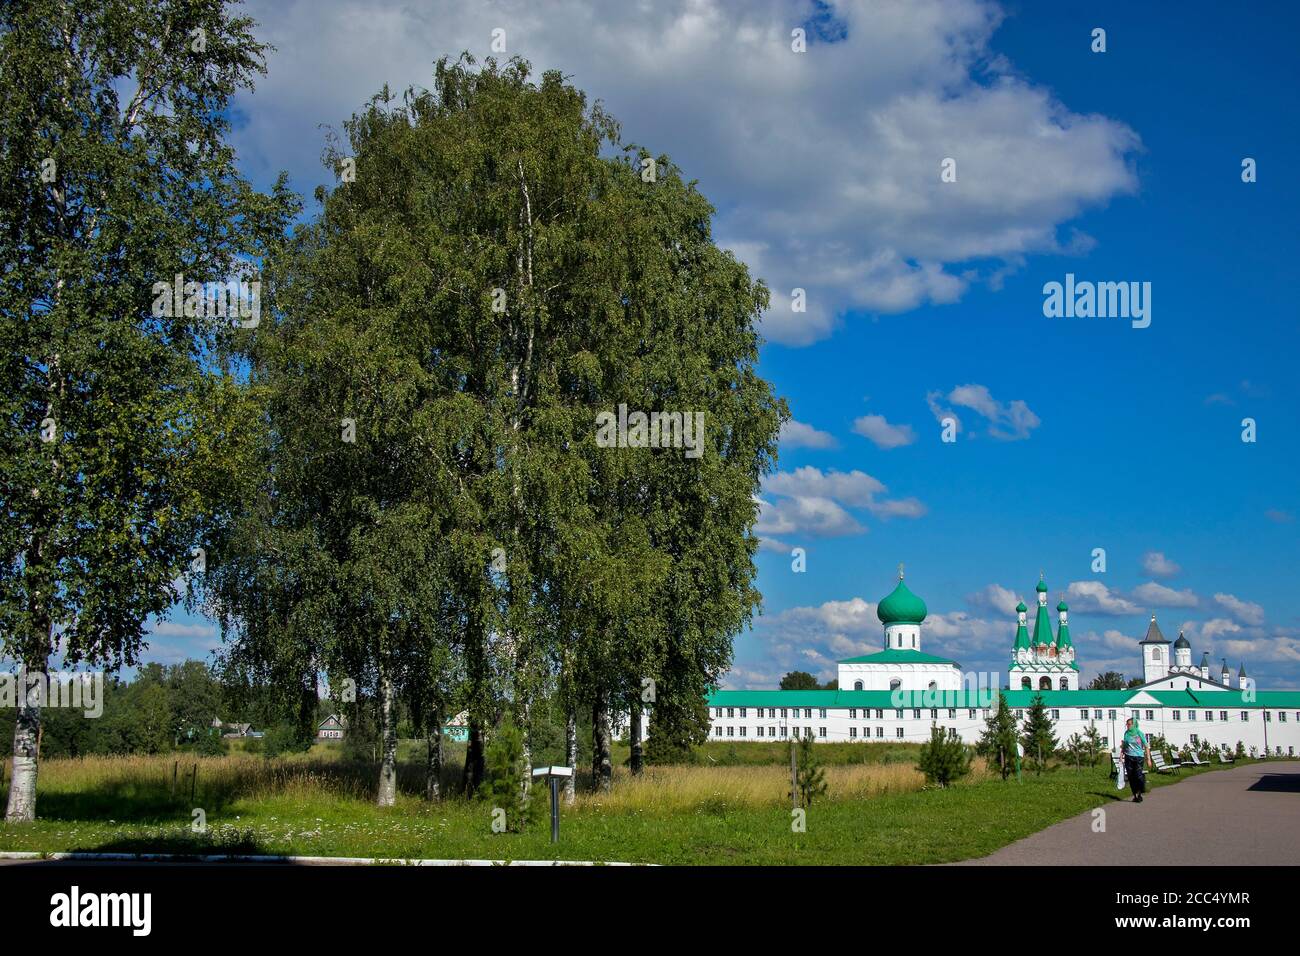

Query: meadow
[0,743,1250,865]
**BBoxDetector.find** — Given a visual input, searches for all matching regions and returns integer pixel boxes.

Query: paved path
[959,760,1300,865]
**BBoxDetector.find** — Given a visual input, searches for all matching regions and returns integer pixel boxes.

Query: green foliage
[779,671,820,690]
[479,721,543,833]
[976,693,1019,780]
[645,692,712,765]
[195,729,225,758]
[260,723,314,760]
[198,54,782,804]
[0,0,298,820]
[918,725,972,788]
[1081,724,1104,766]
[1235,740,1247,759]
[1020,694,1057,774]
[792,736,828,808]
[1087,672,1127,690]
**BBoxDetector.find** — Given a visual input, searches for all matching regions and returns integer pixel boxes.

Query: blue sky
[142,1,1299,690]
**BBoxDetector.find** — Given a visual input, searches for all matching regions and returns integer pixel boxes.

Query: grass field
[0,744,1256,864]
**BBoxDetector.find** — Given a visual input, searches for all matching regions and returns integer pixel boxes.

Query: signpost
[531,766,574,844]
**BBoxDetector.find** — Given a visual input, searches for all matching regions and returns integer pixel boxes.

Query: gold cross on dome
[898,562,904,579]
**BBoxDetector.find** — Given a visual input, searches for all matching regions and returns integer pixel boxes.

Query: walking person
[1122,717,1153,803]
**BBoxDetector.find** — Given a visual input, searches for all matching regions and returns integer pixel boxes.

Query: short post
[191,763,197,803]
[171,761,177,800]
[790,738,798,810]
[530,765,573,844]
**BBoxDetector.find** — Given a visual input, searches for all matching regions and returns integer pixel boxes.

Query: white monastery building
[708,569,1300,758]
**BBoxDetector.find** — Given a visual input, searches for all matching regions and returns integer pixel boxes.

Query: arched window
[889,678,901,691]
[1039,676,1051,690]
[1152,647,1162,662]
[1059,677,1068,690]
[1021,677,1031,689]
[853,680,864,691]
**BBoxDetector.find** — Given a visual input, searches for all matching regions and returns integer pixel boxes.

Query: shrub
[918,726,973,788]
[195,730,225,757]
[790,736,827,807]
[260,723,313,760]
[479,720,543,833]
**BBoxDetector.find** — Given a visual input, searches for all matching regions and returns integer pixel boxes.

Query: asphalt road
[959,760,1300,865]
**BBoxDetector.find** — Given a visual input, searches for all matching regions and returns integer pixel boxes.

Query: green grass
[0,751,1261,865]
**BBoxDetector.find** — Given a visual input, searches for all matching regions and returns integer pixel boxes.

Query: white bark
[5,681,41,822]
[564,705,577,805]
[376,668,398,806]
[425,704,443,802]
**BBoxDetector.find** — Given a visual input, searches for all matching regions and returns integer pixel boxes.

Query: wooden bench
[1151,752,1178,774]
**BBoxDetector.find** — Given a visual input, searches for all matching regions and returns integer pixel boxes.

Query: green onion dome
[877,578,928,625]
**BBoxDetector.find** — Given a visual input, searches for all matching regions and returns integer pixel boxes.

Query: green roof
[705,688,1300,710]
[838,649,958,665]
[1032,600,1054,646]
[1012,622,1030,653]
[1143,689,1300,708]
[876,578,927,625]
[1056,618,1073,650]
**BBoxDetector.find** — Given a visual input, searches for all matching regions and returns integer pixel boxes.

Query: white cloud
[1213,593,1265,626]
[780,418,838,450]
[1141,550,1181,578]
[942,384,1040,440]
[1131,581,1198,608]
[759,466,926,537]
[764,467,885,506]
[965,583,1019,616]
[852,414,916,449]
[1065,580,1140,616]
[1197,618,1244,642]
[233,0,1140,347]
[755,494,863,538]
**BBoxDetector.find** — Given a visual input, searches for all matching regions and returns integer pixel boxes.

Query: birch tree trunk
[629,698,644,776]
[5,659,45,822]
[519,694,532,786]
[592,696,612,794]
[462,721,485,795]
[564,705,577,805]
[425,705,443,801]
[376,665,398,806]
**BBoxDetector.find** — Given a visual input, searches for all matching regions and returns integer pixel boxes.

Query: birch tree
[0,0,295,822]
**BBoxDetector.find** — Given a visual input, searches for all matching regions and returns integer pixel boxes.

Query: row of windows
[714,707,990,720]
[715,725,966,740]
[1019,677,1073,690]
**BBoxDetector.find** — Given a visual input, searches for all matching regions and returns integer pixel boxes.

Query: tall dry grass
[12,750,990,814]
[580,761,929,812]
